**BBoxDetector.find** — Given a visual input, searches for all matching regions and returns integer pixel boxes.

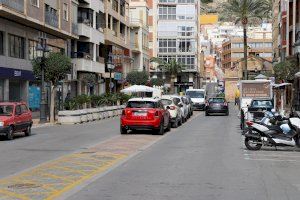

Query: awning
[0,67,35,81]
[272,83,292,88]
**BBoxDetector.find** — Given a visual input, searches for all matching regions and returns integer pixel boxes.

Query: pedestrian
[235,89,240,106]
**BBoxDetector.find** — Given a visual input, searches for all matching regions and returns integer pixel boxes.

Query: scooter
[244,111,300,150]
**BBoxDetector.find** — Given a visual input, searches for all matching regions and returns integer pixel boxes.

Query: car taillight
[170,106,176,110]
[155,111,159,118]
[246,121,253,127]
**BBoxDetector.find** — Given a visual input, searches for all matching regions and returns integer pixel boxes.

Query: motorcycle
[244,111,300,150]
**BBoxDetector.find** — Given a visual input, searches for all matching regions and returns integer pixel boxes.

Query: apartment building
[149,0,201,92]
[0,0,77,103]
[222,38,273,70]
[71,0,106,96]
[103,0,131,92]
[129,0,149,72]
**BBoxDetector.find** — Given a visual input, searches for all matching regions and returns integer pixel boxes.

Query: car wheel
[172,118,178,128]
[120,125,127,134]
[6,126,14,140]
[225,111,229,116]
[166,120,171,132]
[24,125,32,136]
[156,122,164,135]
[178,117,182,126]
[205,111,209,116]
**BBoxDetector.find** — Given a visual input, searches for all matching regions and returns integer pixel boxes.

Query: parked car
[186,89,206,110]
[120,98,171,135]
[205,97,229,116]
[183,95,193,118]
[178,96,189,122]
[161,95,183,128]
[0,102,33,140]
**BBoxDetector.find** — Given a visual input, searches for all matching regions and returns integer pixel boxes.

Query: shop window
[9,34,25,59]
[0,31,3,55]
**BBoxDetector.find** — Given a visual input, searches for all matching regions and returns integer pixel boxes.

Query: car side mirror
[166,106,170,110]
[178,103,183,107]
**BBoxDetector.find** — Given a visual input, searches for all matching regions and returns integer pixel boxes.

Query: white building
[150,0,201,92]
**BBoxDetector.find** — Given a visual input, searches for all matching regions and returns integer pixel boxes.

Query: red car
[120,98,171,135]
[0,102,33,140]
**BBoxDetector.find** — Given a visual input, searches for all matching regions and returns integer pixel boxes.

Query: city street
[0,106,300,200]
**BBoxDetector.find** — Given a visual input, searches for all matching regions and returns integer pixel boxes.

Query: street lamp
[36,33,49,123]
[107,52,115,93]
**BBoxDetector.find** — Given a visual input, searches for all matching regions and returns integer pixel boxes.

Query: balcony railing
[45,11,59,28]
[0,0,24,13]
[71,52,92,60]
[72,23,78,35]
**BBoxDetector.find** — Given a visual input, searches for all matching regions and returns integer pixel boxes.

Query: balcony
[78,23,104,44]
[72,52,105,74]
[0,0,24,13]
[130,18,149,31]
[45,11,59,28]
[131,42,140,53]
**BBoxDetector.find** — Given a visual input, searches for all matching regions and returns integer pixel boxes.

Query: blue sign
[28,86,41,110]
[114,72,122,81]
[0,67,35,80]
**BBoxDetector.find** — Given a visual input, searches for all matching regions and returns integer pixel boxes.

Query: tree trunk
[170,75,176,94]
[50,84,56,124]
[243,23,248,80]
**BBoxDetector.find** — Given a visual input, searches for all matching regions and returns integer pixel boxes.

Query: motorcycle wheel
[244,137,262,151]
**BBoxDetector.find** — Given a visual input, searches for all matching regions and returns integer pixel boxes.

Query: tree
[274,57,299,83]
[149,78,165,87]
[150,58,186,93]
[32,52,72,123]
[222,0,271,79]
[126,71,149,85]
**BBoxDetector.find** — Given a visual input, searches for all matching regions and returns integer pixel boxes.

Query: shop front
[0,67,35,102]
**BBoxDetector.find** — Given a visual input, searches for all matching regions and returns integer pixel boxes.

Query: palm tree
[150,58,186,93]
[223,0,271,80]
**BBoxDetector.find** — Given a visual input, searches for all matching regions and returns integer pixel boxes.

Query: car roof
[0,102,23,106]
[186,89,205,91]
[128,98,159,102]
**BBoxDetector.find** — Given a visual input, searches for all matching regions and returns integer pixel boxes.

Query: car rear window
[186,91,204,98]
[0,105,14,116]
[127,101,156,108]
[251,100,273,108]
[161,99,172,106]
[209,98,225,103]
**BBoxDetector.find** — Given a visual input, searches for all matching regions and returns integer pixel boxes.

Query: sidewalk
[32,111,56,128]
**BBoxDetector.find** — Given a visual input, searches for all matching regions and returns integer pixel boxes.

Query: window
[178,39,195,52]
[158,6,176,20]
[158,39,176,53]
[178,0,194,3]
[30,0,39,7]
[15,105,21,115]
[63,3,68,21]
[28,40,38,60]
[21,105,28,113]
[112,0,118,12]
[159,0,176,2]
[9,34,25,59]
[177,55,195,70]
[0,31,3,55]
[178,26,194,37]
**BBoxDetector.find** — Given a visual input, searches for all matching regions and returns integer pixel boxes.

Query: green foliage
[149,78,165,86]
[64,99,78,111]
[221,0,272,24]
[274,57,298,82]
[217,93,225,98]
[150,58,186,77]
[32,52,72,86]
[126,71,149,85]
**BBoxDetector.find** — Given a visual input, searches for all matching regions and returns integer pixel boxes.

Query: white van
[186,89,206,110]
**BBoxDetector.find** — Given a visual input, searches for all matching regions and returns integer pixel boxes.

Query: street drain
[8,183,41,189]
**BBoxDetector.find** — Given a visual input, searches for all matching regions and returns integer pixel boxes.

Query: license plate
[133,112,147,116]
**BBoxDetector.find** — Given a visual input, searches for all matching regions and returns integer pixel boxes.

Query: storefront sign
[174,82,194,86]
[0,67,35,80]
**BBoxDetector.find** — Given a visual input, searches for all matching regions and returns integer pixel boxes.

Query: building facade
[129,0,150,72]
[0,0,76,104]
[149,0,201,92]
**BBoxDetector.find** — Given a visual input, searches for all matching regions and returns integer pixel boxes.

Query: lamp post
[36,34,49,123]
[107,52,115,93]
[294,39,300,71]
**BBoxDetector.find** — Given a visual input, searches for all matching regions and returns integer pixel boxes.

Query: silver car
[161,95,183,128]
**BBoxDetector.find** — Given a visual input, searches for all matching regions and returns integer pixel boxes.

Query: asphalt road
[1,106,300,200]
[0,117,120,179]
[67,107,300,200]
